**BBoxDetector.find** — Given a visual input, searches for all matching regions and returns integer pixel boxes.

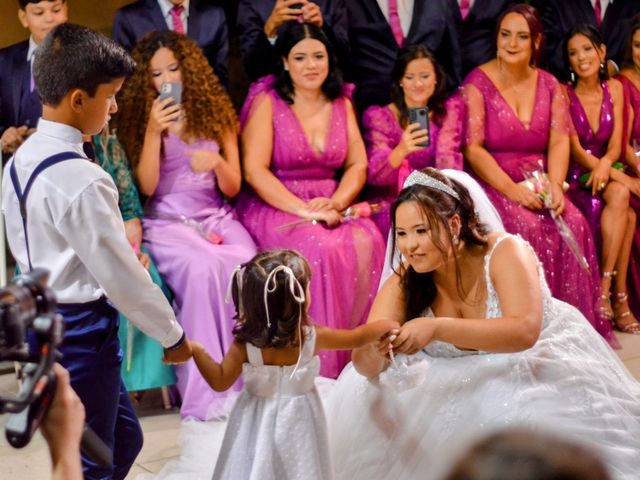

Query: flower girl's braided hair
[230,250,311,349]
[390,168,490,320]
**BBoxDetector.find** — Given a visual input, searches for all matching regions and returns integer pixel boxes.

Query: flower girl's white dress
[213,326,333,480]
[327,235,640,480]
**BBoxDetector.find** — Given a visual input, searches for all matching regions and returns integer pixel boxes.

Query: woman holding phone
[116,31,256,420]
[462,5,613,345]
[237,22,385,379]
[363,45,464,236]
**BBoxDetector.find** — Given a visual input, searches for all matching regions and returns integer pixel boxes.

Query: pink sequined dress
[615,73,640,319]
[363,94,465,236]
[463,68,616,346]
[236,76,386,378]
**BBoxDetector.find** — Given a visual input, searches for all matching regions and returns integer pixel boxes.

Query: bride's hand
[392,317,438,355]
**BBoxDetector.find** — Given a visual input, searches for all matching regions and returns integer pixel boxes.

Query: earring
[452,235,459,247]
[570,70,576,84]
[599,62,606,78]
[284,63,289,71]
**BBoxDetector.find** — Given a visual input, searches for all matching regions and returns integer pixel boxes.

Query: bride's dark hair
[390,168,490,320]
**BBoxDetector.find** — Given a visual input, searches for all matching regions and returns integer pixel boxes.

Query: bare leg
[613,207,640,333]
[598,182,630,319]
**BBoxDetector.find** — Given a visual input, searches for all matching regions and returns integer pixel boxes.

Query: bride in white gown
[327,168,640,480]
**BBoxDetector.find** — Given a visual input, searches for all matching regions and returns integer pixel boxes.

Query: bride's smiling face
[395,201,449,273]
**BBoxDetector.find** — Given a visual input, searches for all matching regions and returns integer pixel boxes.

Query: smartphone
[290,2,304,10]
[158,82,182,108]
[408,107,430,148]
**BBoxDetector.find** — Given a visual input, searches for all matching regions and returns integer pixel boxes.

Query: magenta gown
[143,133,257,420]
[565,81,612,248]
[463,68,617,347]
[616,74,640,319]
[363,94,465,236]
[236,77,386,378]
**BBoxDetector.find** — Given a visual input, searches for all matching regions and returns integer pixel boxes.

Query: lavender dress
[615,74,640,319]
[143,133,257,420]
[363,95,465,236]
[463,68,616,346]
[566,82,613,249]
[236,77,385,378]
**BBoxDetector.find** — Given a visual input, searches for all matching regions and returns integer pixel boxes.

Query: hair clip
[403,170,460,200]
[225,265,245,316]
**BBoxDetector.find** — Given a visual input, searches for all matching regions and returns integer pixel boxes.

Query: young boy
[2,24,191,480]
[0,0,68,163]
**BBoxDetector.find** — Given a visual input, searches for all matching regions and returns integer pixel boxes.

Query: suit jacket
[236,0,349,81]
[0,40,41,163]
[346,0,461,113]
[451,0,515,79]
[112,0,229,86]
[541,0,640,81]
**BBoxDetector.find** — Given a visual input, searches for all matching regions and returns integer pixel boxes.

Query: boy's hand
[163,339,193,364]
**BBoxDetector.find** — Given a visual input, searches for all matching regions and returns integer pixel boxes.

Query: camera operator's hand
[163,338,193,365]
[41,364,84,480]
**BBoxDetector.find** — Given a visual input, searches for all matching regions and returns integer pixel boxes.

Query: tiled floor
[1,332,639,479]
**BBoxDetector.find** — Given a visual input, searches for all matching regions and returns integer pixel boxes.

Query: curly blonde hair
[115,31,237,169]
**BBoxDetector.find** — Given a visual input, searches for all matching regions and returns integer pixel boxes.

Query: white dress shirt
[2,119,183,348]
[376,0,414,37]
[157,0,190,34]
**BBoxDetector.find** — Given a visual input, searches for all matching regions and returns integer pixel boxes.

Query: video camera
[0,268,110,465]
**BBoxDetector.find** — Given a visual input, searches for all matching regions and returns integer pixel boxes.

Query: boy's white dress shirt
[2,118,183,348]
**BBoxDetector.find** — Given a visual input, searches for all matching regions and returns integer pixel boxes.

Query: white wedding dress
[327,234,640,480]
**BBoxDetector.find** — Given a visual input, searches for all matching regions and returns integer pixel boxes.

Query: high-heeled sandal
[596,271,616,320]
[612,292,640,335]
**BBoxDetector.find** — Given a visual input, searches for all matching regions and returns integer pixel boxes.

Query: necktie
[170,5,185,35]
[594,0,602,27]
[388,0,404,48]
[460,0,471,21]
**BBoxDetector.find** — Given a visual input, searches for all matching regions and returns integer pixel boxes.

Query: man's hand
[41,364,84,480]
[163,339,193,365]
[264,0,308,38]
[1,125,30,153]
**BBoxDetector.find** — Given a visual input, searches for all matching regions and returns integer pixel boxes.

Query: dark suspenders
[9,151,84,270]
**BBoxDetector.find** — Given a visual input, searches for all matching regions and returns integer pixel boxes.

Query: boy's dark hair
[232,250,311,349]
[18,0,65,10]
[33,23,135,106]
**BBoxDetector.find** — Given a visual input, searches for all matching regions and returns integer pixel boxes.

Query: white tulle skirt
[326,299,640,480]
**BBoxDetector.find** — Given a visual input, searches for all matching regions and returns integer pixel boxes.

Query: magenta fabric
[615,74,640,319]
[363,94,465,236]
[565,81,613,248]
[463,68,617,346]
[143,133,257,420]
[236,76,385,378]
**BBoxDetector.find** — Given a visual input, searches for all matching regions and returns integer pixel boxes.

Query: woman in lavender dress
[564,25,640,334]
[462,5,616,346]
[116,31,256,420]
[615,15,640,324]
[236,23,385,378]
[363,45,464,236]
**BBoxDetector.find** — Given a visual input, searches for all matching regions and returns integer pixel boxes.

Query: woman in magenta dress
[615,14,640,324]
[236,23,385,378]
[463,5,616,346]
[116,31,256,420]
[363,45,464,236]
[564,25,640,334]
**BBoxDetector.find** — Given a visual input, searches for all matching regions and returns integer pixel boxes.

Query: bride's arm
[392,237,543,354]
[352,273,405,378]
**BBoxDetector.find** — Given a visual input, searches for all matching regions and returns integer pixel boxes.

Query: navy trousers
[56,298,143,480]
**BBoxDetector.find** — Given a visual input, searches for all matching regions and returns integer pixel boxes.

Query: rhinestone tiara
[403,170,460,200]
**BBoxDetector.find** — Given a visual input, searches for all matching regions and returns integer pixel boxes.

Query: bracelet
[166,331,186,351]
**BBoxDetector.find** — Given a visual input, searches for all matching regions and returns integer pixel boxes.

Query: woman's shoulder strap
[245,342,264,366]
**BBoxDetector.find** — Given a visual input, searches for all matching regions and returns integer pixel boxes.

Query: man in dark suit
[112,0,230,86]
[541,0,640,82]
[451,0,515,79]
[345,0,461,114]
[0,0,67,162]
[236,0,348,81]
